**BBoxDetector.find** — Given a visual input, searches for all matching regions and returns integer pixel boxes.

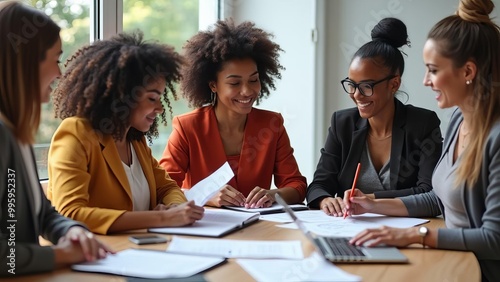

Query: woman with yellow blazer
[160,20,307,208]
[48,32,204,235]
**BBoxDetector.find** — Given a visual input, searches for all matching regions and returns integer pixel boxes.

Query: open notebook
[72,249,225,279]
[149,208,259,237]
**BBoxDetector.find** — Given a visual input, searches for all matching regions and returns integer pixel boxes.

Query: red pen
[344,162,361,219]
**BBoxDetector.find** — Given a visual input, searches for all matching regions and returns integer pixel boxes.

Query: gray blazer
[0,122,85,276]
[401,108,500,282]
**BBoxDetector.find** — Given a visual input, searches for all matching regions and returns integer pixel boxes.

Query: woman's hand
[320,196,345,217]
[53,226,114,267]
[349,226,420,247]
[343,188,375,217]
[245,186,274,208]
[160,200,204,226]
[207,185,246,207]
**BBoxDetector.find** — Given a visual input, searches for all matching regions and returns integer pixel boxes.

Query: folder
[149,208,259,237]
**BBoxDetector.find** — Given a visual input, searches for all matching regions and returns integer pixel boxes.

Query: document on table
[167,236,303,259]
[237,252,361,282]
[260,210,332,223]
[275,212,429,237]
[71,249,225,279]
[225,203,308,214]
[184,162,234,206]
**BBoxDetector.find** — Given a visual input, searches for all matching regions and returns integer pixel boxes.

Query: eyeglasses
[341,74,397,97]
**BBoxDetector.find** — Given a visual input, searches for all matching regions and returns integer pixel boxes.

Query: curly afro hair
[53,31,183,142]
[181,19,284,108]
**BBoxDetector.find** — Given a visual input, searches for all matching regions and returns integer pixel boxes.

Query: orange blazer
[47,117,186,234]
[159,106,306,200]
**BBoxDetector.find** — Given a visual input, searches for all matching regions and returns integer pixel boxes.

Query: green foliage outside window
[31,0,200,178]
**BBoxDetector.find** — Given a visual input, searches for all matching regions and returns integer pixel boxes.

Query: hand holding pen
[343,163,361,219]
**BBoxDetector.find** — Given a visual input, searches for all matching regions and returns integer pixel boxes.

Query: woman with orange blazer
[159,20,307,208]
[48,32,204,235]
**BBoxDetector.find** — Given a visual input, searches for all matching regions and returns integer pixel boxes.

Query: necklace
[368,132,392,141]
[460,123,471,149]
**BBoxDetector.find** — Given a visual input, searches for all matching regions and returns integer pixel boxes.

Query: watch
[418,226,429,248]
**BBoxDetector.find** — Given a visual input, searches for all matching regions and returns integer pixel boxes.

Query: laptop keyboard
[323,237,365,257]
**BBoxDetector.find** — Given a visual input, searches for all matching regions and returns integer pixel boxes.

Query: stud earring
[466,80,472,85]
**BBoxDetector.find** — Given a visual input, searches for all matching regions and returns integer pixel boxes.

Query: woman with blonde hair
[344,0,500,280]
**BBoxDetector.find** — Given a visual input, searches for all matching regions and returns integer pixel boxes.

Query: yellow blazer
[47,117,186,234]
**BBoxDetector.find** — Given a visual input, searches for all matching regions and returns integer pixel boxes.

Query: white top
[122,145,150,211]
[18,142,42,216]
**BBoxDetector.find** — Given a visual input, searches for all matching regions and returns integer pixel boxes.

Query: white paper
[184,162,234,206]
[225,203,308,214]
[149,208,259,237]
[237,252,361,282]
[275,213,429,237]
[71,249,224,279]
[167,236,303,259]
[261,210,332,223]
[351,213,430,228]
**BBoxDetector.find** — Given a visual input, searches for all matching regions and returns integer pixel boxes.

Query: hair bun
[371,17,409,49]
[457,0,494,23]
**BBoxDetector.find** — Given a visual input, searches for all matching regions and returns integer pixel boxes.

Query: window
[34,0,216,178]
[33,0,92,179]
[122,0,199,159]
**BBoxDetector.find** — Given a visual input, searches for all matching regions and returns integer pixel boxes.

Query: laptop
[275,195,408,263]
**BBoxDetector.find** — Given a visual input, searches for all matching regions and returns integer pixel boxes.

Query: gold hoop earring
[211,91,217,106]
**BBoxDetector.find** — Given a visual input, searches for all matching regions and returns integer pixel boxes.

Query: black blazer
[307,99,443,208]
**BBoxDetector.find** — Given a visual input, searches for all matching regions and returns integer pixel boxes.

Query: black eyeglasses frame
[340,74,397,97]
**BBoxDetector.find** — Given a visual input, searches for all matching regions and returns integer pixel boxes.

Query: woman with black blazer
[307,17,443,216]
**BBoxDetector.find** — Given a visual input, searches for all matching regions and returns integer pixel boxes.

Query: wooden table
[11,217,480,282]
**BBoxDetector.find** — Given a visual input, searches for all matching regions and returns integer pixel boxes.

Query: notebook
[275,195,408,263]
[72,249,225,279]
[149,208,259,237]
[224,203,309,214]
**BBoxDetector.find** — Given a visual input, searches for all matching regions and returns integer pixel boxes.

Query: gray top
[432,126,468,229]
[357,143,391,193]
[400,108,500,282]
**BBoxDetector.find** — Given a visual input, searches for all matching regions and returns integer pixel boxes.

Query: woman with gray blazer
[345,1,500,280]
[0,2,111,276]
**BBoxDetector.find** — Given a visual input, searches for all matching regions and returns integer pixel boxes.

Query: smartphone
[128,235,168,245]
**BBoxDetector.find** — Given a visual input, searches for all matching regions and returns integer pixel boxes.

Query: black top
[307,98,443,208]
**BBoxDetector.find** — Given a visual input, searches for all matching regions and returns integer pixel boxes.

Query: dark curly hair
[181,19,284,108]
[53,31,183,142]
